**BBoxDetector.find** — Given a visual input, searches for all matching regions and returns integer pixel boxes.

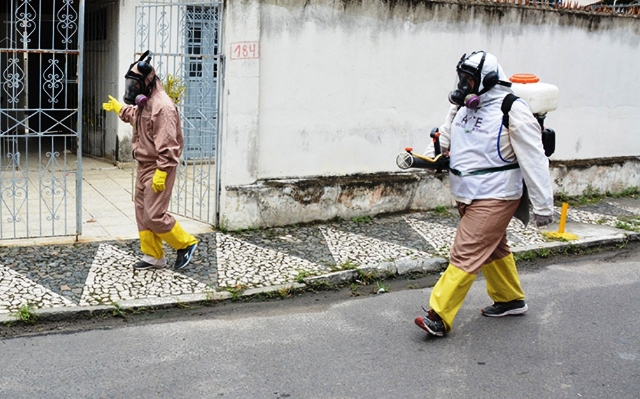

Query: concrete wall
[219,0,640,229]
[247,0,640,176]
[113,0,139,161]
[107,0,640,229]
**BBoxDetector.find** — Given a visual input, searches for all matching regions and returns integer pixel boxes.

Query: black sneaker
[175,243,197,269]
[133,260,159,270]
[481,300,528,317]
[414,309,446,337]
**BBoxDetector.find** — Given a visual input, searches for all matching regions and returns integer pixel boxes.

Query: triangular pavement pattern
[79,244,209,306]
[0,264,76,313]
[216,233,330,289]
[408,216,547,251]
[319,226,433,266]
[405,217,457,258]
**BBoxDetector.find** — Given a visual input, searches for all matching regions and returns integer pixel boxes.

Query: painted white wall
[220,0,262,186]
[244,0,640,183]
[113,0,139,150]
[112,1,640,179]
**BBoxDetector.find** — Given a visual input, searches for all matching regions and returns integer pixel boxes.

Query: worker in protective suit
[414,51,554,337]
[102,51,198,270]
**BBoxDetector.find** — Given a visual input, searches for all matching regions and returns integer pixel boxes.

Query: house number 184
[230,42,259,60]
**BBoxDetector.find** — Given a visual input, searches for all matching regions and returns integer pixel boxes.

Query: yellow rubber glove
[152,169,167,193]
[102,95,123,114]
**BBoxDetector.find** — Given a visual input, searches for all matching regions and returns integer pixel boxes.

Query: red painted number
[231,42,259,60]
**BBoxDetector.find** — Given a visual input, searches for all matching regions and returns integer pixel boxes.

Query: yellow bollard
[558,202,569,233]
[543,202,579,241]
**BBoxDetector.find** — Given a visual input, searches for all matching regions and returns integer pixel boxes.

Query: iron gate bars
[134,1,223,225]
[0,0,85,239]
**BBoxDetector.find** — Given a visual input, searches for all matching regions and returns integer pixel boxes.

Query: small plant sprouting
[514,251,538,262]
[236,226,260,233]
[217,217,229,233]
[332,260,358,272]
[227,288,241,301]
[433,205,450,215]
[581,184,603,203]
[306,279,338,292]
[554,185,638,207]
[110,301,127,319]
[611,186,638,198]
[225,284,247,301]
[175,300,192,309]
[616,219,640,232]
[374,281,389,294]
[14,304,38,324]
[538,249,552,258]
[278,286,295,299]
[351,215,373,224]
[295,270,312,284]
[350,283,363,296]
[356,269,376,284]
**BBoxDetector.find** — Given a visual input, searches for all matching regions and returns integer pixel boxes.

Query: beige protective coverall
[119,70,197,265]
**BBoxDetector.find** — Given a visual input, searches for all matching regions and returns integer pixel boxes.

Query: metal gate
[134,1,223,225]
[0,0,84,239]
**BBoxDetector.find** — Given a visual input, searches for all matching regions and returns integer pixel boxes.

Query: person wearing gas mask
[102,51,198,270]
[414,51,554,337]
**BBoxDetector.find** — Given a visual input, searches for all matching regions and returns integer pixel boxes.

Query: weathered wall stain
[261,172,420,205]
[224,156,639,229]
[550,156,640,170]
[263,0,639,33]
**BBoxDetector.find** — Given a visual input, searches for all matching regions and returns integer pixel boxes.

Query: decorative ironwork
[2,57,24,106]
[15,0,37,45]
[192,163,211,211]
[135,2,223,224]
[135,10,148,53]
[172,159,189,212]
[40,151,65,223]
[57,0,79,45]
[0,0,83,239]
[43,59,65,104]
[0,151,27,224]
[157,9,170,52]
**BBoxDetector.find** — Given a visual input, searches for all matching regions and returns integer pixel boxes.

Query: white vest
[449,101,523,200]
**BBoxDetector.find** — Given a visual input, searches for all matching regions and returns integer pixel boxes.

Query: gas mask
[448,70,480,109]
[123,50,156,107]
[448,51,511,109]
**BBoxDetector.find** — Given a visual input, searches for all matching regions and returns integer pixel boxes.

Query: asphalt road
[1,243,639,399]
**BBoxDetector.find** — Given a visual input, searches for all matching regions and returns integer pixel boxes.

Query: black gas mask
[123,50,156,107]
[449,69,480,109]
[448,51,511,109]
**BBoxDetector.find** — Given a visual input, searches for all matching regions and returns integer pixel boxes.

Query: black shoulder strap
[501,94,519,129]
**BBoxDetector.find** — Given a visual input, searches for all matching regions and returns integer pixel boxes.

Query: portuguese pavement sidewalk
[0,162,638,323]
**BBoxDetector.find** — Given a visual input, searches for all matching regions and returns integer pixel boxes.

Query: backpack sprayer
[396,74,559,171]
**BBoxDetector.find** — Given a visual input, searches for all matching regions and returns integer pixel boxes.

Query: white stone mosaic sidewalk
[0,203,638,314]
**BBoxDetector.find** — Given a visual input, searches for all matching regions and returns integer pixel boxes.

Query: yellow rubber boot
[139,230,164,259]
[481,253,525,303]
[157,221,198,250]
[429,264,477,333]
